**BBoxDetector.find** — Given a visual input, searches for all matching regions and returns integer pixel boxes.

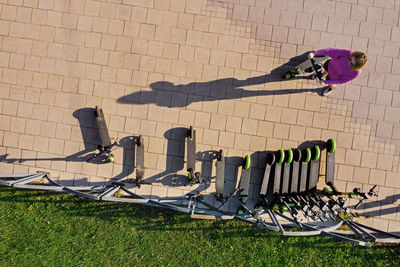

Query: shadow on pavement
[118,52,325,107]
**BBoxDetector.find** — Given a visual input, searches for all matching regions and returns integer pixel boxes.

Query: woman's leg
[322,84,335,96]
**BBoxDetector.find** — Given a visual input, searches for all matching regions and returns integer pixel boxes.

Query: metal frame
[1,172,398,246]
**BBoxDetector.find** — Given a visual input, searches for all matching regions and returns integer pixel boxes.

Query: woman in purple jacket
[286,48,367,96]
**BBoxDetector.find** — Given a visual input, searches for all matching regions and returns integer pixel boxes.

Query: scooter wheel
[188,126,193,138]
[187,167,194,178]
[304,148,311,163]
[266,153,276,165]
[94,106,104,118]
[217,149,223,161]
[254,202,264,211]
[243,155,251,170]
[277,149,285,164]
[285,149,293,164]
[137,135,143,146]
[292,148,301,162]
[237,207,245,215]
[312,146,320,161]
[327,138,336,153]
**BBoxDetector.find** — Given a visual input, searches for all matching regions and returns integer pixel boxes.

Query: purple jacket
[314,48,361,85]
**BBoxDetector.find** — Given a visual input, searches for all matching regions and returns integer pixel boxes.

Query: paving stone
[312,112,329,129]
[209,113,227,131]
[218,131,235,148]
[217,100,234,116]
[248,103,265,120]
[343,84,361,101]
[304,95,321,111]
[381,8,398,25]
[374,24,392,41]
[384,74,400,91]
[295,13,312,30]
[376,90,393,106]
[375,57,392,74]
[377,154,393,171]
[360,87,377,103]
[249,135,266,151]
[232,4,249,21]
[304,127,321,141]
[263,8,280,25]
[241,118,258,135]
[328,114,345,131]
[288,28,305,45]
[376,121,393,138]
[288,125,305,142]
[271,25,288,43]
[351,4,367,21]
[279,10,296,28]
[352,101,369,118]
[369,168,386,186]
[359,21,377,39]
[353,166,370,184]
[351,37,368,54]
[337,164,354,181]
[296,110,313,127]
[336,132,353,149]
[384,107,400,123]
[272,123,289,139]
[226,116,242,133]
[345,149,362,166]
[234,133,250,150]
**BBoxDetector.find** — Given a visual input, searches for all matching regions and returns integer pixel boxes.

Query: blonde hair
[350,51,367,71]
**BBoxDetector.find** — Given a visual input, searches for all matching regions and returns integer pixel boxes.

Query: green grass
[0,186,399,267]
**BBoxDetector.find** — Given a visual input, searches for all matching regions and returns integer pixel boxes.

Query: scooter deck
[326,151,335,185]
[290,149,301,193]
[215,151,225,198]
[290,161,300,193]
[238,161,251,204]
[281,162,290,194]
[186,126,196,173]
[135,135,145,180]
[272,163,282,194]
[308,159,320,190]
[260,154,275,196]
[299,162,308,192]
[95,106,112,148]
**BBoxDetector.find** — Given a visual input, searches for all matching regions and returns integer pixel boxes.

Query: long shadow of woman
[118,51,323,107]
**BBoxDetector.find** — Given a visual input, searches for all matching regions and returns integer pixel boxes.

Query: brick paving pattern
[0,0,399,232]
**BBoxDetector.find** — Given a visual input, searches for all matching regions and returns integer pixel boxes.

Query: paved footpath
[0,0,399,232]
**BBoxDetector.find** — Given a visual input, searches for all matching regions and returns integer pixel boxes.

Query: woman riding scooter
[284,48,367,96]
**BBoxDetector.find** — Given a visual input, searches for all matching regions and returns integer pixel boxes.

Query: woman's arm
[314,48,352,59]
[323,71,360,85]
